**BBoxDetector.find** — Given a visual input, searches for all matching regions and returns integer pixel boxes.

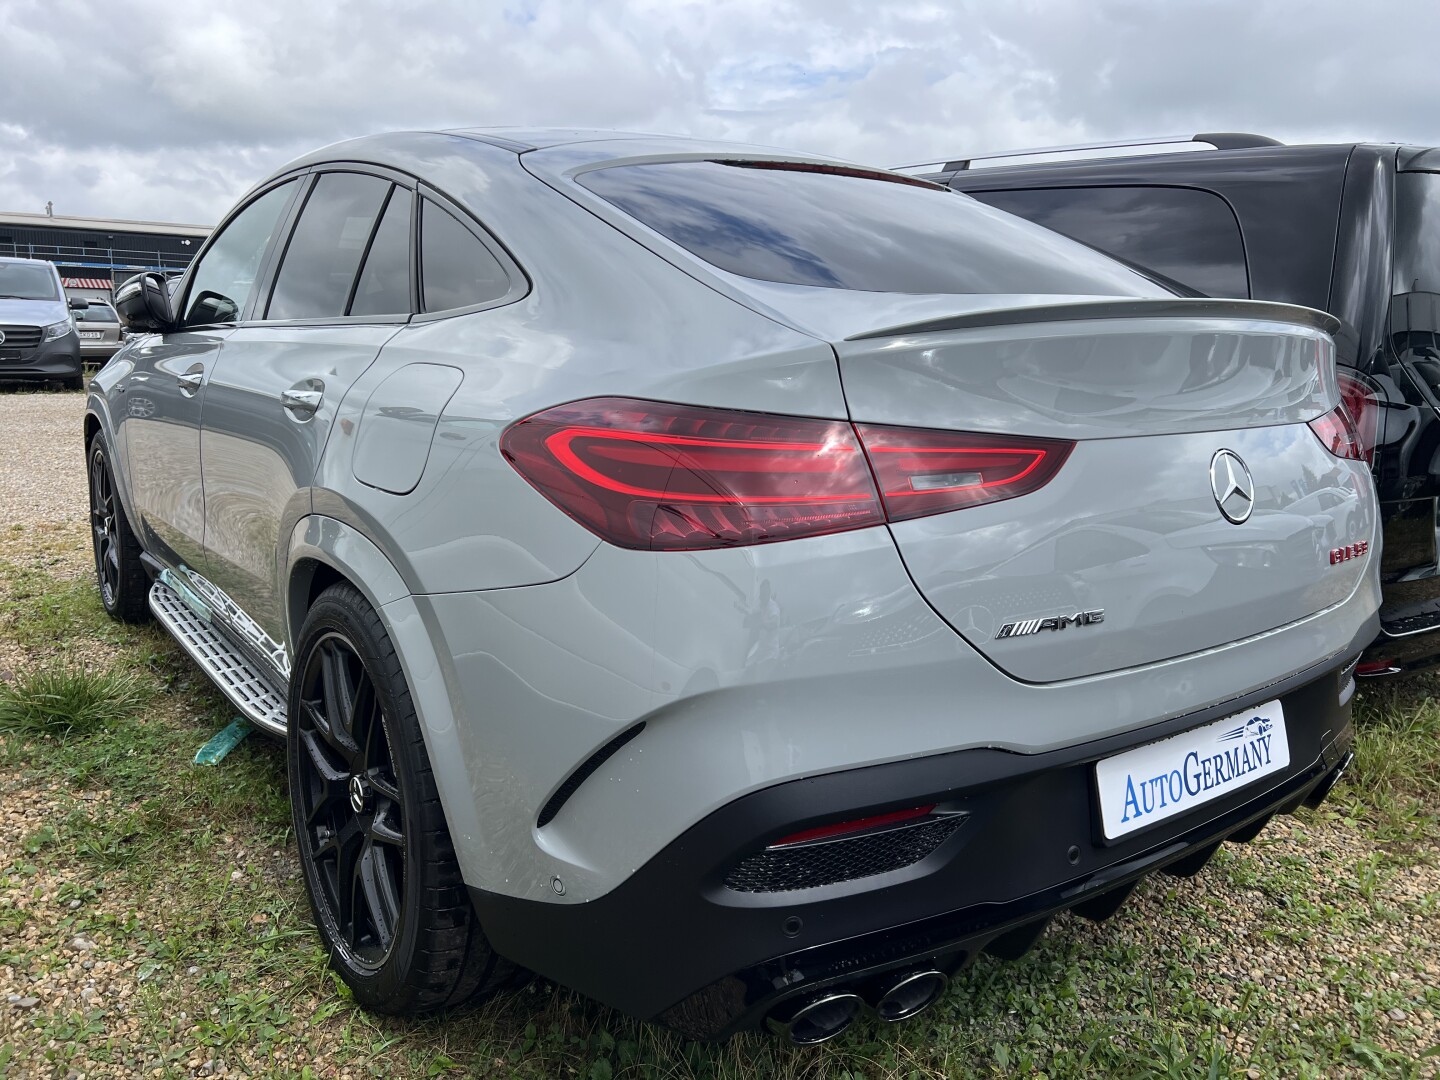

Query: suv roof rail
[892,132,1283,175]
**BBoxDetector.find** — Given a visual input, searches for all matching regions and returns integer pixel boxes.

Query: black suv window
[966,186,1249,298]
[1391,172,1440,398]
[578,160,1164,296]
[350,187,414,317]
[419,200,511,312]
[268,173,392,320]
[183,180,297,326]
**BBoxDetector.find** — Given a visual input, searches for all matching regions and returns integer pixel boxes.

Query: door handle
[281,380,325,419]
[176,364,205,396]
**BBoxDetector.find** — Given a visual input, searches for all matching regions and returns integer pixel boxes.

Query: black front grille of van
[0,325,42,355]
[723,815,966,893]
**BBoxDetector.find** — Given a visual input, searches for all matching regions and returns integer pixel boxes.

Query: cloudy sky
[2,0,1437,226]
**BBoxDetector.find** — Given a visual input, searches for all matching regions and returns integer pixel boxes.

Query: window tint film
[578,161,1164,296]
[183,180,296,326]
[968,186,1249,298]
[268,173,390,320]
[350,187,413,317]
[74,304,118,322]
[419,200,511,312]
[0,261,60,300]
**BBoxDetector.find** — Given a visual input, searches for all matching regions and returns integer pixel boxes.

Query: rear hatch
[557,155,1375,680]
[835,298,1374,682]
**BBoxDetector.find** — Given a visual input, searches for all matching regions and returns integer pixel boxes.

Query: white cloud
[1,0,1437,223]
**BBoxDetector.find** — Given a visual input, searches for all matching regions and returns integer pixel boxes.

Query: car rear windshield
[578,160,1166,297]
[0,262,60,301]
[74,304,117,322]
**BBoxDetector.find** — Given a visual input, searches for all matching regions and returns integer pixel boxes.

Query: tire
[288,582,520,1014]
[87,435,152,624]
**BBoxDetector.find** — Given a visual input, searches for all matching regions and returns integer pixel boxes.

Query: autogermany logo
[996,609,1104,639]
[1210,448,1254,524]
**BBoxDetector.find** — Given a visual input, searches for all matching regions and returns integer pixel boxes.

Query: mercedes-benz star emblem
[348,775,368,815]
[1210,449,1255,524]
[0,330,7,345]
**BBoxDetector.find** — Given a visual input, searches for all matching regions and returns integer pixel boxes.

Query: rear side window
[350,187,414,317]
[577,160,1165,297]
[419,200,511,312]
[967,186,1249,298]
[268,172,390,320]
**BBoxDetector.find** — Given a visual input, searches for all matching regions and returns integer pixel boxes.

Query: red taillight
[856,424,1074,521]
[1308,404,1365,460]
[768,804,936,848]
[500,398,885,550]
[1337,370,1381,464]
[501,398,1074,550]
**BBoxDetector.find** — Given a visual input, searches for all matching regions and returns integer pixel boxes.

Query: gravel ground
[0,388,87,525]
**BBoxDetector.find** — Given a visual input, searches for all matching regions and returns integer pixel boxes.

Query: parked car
[90,130,1379,1044]
[906,133,1440,678]
[72,298,126,362]
[0,255,85,389]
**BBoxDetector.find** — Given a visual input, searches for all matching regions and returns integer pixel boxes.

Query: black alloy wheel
[288,582,521,1013]
[293,632,407,968]
[87,436,151,623]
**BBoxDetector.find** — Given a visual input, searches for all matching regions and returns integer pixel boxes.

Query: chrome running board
[149,580,289,737]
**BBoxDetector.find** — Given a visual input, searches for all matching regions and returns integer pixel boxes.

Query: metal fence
[0,240,195,276]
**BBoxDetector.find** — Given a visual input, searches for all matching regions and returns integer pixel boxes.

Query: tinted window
[968,186,1249,298]
[350,187,413,317]
[0,261,60,301]
[183,180,296,326]
[420,200,511,312]
[578,161,1163,296]
[74,304,118,322]
[1391,173,1440,399]
[267,173,390,320]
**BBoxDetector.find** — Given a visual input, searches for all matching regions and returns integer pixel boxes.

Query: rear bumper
[470,649,1358,1038]
[0,334,81,380]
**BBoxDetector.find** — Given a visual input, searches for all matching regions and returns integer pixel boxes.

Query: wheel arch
[285,515,488,889]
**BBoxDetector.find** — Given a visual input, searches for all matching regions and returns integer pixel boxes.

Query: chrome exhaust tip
[873,969,948,1022]
[766,991,864,1045]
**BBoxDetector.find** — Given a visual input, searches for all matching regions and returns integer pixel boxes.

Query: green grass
[0,558,1436,1078]
[0,663,151,738]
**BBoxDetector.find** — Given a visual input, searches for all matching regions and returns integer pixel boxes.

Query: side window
[419,199,510,313]
[267,172,390,320]
[350,187,414,317]
[182,180,297,326]
[966,186,1250,298]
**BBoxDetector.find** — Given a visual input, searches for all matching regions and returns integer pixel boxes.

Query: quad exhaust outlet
[767,968,949,1043]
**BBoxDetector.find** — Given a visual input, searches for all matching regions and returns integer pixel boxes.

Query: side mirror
[114,272,175,333]
[67,296,90,311]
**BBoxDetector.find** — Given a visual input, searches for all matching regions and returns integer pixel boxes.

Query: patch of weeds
[0,663,151,738]
[1341,680,1440,843]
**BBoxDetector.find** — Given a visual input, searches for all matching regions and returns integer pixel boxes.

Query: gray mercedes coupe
[88,129,1379,1043]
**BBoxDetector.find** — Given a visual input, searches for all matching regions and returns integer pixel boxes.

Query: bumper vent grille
[723,815,965,893]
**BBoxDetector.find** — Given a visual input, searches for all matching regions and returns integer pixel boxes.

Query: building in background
[0,210,211,302]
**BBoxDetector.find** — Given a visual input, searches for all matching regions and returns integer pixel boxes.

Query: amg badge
[996,609,1105,639]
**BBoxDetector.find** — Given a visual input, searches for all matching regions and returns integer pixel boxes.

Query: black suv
[911,133,1440,678]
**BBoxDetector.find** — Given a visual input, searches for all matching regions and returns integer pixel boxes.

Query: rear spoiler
[845,298,1341,342]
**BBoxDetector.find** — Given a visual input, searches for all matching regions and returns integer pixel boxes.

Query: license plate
[1095,700,1289,839]
[79,332,102,339]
